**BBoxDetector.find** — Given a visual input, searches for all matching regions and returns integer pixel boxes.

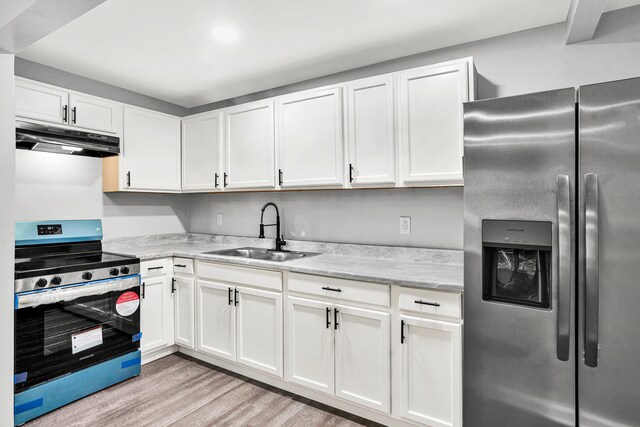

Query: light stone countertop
[104,234,464,292]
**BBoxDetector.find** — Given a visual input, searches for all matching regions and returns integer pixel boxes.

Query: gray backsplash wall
[189,188,463,250]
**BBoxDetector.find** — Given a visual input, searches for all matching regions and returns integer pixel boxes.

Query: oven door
[14,275,141,393]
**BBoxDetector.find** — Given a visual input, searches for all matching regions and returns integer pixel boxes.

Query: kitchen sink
[202,247,318,262]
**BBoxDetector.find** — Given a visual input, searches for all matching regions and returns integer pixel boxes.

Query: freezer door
[578,77,640,426]
[463,88,577,426]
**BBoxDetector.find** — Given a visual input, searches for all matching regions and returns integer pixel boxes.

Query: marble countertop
[104,234,464,292]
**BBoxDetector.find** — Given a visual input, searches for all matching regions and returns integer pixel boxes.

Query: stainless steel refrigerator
[463,77,640,426]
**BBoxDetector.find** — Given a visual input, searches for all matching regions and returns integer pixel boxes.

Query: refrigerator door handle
[556,174,572,361]
[584,173,600,368]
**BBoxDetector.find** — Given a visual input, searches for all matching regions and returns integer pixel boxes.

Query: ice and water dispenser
[482,220,552,309]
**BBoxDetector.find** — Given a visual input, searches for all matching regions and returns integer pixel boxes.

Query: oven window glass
[15,285,140,392]
[483,247,551,309]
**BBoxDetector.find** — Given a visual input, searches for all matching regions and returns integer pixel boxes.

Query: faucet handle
[259,224,265,238]
[280,235,287,246]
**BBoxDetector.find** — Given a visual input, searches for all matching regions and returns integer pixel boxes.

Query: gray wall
[15,151,190,239]
[190,188,463,249]
[0,53,15,427]
[14,57,189,116]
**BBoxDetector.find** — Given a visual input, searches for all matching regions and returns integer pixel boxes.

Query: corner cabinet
[122,106,181,192]
[181,111,223,192]
[276,87,344,188]
[397,59,472,187]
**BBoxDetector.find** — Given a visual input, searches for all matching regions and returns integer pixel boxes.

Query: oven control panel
[37,224,62,235]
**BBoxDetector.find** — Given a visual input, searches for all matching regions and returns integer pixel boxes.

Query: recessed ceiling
[16,0,640,108]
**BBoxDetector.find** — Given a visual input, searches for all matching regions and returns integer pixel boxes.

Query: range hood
[16,121,120,158]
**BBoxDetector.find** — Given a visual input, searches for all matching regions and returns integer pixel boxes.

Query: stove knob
[82,272,93,281]
[120,266,130,275]
[35,278,48,288]
[50,276,62,285]
[110,268,119,276]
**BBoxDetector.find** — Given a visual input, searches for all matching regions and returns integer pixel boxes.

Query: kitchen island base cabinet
[397,315,462,427]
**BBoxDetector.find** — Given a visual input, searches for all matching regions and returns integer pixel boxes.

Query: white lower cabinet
[397,315,462,427]
[140,259,174,355]
[173,275,195,348]
[285,296,391,413]
[196,279,236,361]
[236,286,283,376]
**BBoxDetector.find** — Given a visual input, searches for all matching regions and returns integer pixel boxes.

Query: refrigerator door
[578,77,640,426]
[463,89,576,426]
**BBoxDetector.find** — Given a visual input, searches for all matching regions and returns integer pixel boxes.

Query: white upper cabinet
[15,78,122,134]
[224,100,275,189]
[123,106,181,192]
[182,111,223,192]
[276,87,344,188]
[15,79,68,125]
[397,58,472,186]
[346,75,396,187]
[69,93,122,134]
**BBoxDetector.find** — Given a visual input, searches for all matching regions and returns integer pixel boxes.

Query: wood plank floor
[26,354,382,427]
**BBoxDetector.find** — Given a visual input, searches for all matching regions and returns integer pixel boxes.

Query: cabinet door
[347,75,396,186]
[224,100,275,189]
[173,275,195,348]
[69,93,122,134]
[285,296,334,394]
[140,275,173,354]
[123,106,181,191]
[15,79,68,125]
[182,112,222,192]
[335,305,391,413]
[196,279,236,361]
[398,315,462,427]
[236,286,283,377]
[398,61,469,186]
[276,87,344,188]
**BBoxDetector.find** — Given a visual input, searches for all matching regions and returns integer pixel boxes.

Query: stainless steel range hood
[16,121,120,158]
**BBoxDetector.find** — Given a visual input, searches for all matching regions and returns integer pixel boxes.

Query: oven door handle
[15,276,141,309]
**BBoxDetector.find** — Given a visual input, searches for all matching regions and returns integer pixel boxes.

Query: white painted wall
[0,53,15,427]
[15,151,189,238]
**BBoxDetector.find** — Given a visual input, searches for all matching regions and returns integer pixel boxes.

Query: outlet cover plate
[400,216,411,235]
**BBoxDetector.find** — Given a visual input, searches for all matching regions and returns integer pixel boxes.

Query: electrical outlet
[400,216,411,235]
[217,213,223,226]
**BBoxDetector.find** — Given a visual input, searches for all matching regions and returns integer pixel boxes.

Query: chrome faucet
[259,202,287,251]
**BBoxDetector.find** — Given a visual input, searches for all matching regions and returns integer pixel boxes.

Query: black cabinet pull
[214,173,219,188]
[349,164,354,183]
[223,172,228,187]
[126,171,131,187]
[228,288,233,306]
[326,307,331,329]
[278,169,283,186]
[401,320,405,344]
[334,308,339,330]
[142,282,146,299]
[72,106,77,124]
[174,264,186,268]
[62,105,68,123]
[234,288,239,306]
[415,300,440,307]
[147,266,163,271]
[322,286,342,293]
[171,278,176,293]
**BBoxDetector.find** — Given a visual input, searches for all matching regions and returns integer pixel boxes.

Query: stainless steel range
[13,220,142,426]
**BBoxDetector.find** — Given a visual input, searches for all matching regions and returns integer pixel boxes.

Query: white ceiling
[17,0,640,108]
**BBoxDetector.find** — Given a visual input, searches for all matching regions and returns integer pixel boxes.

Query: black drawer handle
[142,282,146,299]
[174,264,187,268]
[322,286,342,293]
[415,300,440,307]
[147,266,164,271]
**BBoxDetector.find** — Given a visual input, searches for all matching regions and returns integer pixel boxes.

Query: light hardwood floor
[26,354,381,426]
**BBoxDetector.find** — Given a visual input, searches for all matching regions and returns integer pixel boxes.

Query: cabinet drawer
[173,257,194,275]
[197,261,282,292]
[287,273,389,307]
[398,288,461,320]
[141,258,173,278]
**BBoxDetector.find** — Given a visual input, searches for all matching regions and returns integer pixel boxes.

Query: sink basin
[202,247,318,262]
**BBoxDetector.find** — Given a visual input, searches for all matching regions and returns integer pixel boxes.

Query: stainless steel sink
[202,247,318,262]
